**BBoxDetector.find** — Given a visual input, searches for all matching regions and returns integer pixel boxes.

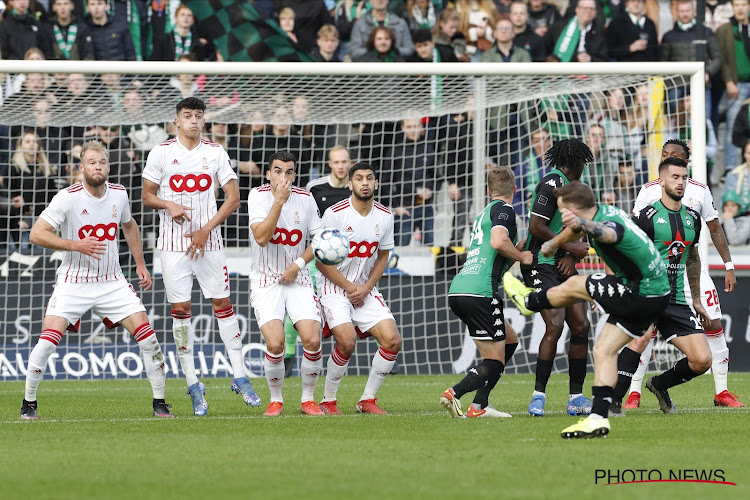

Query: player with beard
[316,162,400,415]
[21,141,172,419]
[610,157,713,414]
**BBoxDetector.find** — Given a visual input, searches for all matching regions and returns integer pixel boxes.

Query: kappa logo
[494,319,502,326]
[588,282,596,295]
[597,283,605,296]
[475,330,488,336]
[617,283,627,297]
[546,179,557,187]
[607,284,615,297]
[533,279,542,285]
[469,367,479,375]
[531,269,538,276]
[491,298,499,305]
[494,330,502,337]
[171,158,179,165]
[81,209,89,215]
[493,308,501,315]
[656,217,667,224]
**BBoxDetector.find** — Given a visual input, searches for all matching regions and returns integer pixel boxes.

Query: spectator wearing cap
[311,23,341,61]
[407,28,457,62]
[0,0,54,59]
[508,0,545,61]
[350,0,414,60]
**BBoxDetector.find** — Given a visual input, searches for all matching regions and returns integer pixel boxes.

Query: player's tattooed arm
[574,218,618,244]
[706,218,736,292]
[686,245,702,300]
[687,245,711,327]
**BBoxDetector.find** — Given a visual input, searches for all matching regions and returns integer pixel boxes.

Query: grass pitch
[1,373,748,500]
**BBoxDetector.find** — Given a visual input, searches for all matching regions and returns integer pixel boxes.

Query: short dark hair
[658,156,688,174]
[176,97,206,114]
[663,138,690,159]
[553,180,596,209]
[487,166,514,198]
[268,151,297,171]
[349,162,377,179]
[412,29,433,44]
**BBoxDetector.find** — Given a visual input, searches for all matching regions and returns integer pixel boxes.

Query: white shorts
[250,282,321,328]
[160,250,230,303]
[684,270,723,321]
[319,287,394,334]
[46,278,146,327]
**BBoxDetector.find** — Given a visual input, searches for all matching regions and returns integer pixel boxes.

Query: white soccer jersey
[247,184,323,286]
[40,182,131,283]
[318,198,395,296]
[143,137,237,252]
[633,177,719,273]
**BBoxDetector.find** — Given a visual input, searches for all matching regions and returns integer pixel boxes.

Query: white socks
[24,332,59,401]
[629,338,652,395]
[264,351,285,403]
[707,328,729,394]
[134,324,166,399]
[323,347,350,402]
[215,307,246,379]
[361,347,397,401]
[300,348,322,403]
[172,310,199,387]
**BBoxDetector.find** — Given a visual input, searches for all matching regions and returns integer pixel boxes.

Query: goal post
[0,61,705,380]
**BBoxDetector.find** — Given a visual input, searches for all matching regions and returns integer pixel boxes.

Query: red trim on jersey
[332,200,351,212]
[688,179,707,189]
[107,183,126,191]
[643,179,659,188]
[201,139,221,147]
[374,202,391,214]
[67,183,84,192]
[291,187,311,196]
[158,138,177,146]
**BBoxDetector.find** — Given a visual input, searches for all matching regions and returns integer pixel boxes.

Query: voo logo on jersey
[79,223,118,241]
[169,174,212,192]
[270,228,303,246]
[349,241,379,258]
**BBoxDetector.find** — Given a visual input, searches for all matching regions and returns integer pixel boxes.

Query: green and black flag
[186,0,314,62]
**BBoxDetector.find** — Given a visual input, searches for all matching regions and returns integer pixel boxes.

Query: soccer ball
[312,228,350,265]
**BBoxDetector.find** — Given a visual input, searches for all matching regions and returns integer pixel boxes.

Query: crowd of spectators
[2,0,750,250]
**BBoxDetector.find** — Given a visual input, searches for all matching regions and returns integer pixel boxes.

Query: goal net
[0,61,704,380]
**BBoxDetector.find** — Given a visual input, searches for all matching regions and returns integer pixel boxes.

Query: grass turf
[1,373,748,500]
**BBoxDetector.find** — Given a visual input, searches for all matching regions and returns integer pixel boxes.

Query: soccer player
[248,151,325,416]
[619,139,744,409]
[21,141,172,419]
[143,97,260,416]
[316,162,401,415]
[306,145,354,214]
[440,166,533,418]
[609,157,713,415]
[504,180,670,438]
[521,139,593,417]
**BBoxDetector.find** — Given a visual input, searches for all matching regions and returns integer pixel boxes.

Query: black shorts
[521,263,577,292]
[448,294,506,342]
[585,273,669,338]
[655,303,705,342]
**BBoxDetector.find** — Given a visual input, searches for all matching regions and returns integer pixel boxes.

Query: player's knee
[571,320,591,337]
[691,352,712,374]
[592,340,615,360]
[380,334,402,353]
[301,336,321,352]
[544,318,565,336]
[212,297,232,310]
[336,338,356,358]
[265,338,285,356]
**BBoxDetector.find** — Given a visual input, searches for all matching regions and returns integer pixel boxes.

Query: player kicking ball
[316,163,401,415]
[504,181,670,438]
[248,151,325,416]
[21,141,172,419]
[440,166,533,418]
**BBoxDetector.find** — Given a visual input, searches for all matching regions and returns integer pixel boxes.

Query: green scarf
[430,48,443,111]
[53,23,78,59]
[552,17,580,62]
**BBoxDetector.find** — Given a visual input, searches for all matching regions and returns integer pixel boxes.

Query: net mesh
[0,65,696,380]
